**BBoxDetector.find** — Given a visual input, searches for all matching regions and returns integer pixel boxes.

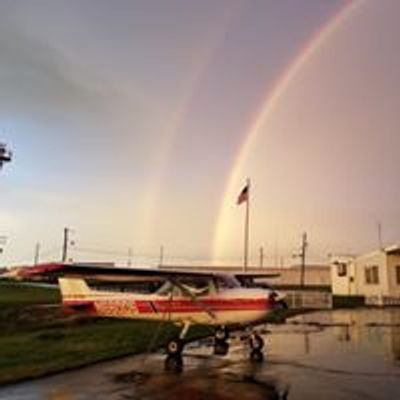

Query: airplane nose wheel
[249,333,264,350]
[249,333,264,363]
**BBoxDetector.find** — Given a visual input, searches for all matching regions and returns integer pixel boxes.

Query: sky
[1,0,400,267]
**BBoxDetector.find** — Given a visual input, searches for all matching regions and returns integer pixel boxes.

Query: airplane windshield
[214,274,240,289]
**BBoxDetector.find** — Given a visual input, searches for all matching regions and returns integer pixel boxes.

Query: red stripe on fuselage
[135,301,154,314]
[63,298,272,316]
[136,298,271,314]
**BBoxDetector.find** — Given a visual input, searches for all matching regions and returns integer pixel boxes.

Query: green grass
[0,282,214,385]
[0,281,59,305]
[0,319,197,385]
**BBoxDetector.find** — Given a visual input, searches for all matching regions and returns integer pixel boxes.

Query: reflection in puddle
[288,308,400,362]
[111,362,289,400]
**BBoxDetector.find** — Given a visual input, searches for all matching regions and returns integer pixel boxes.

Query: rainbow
[139,3,245,243]
[212,0,364,263]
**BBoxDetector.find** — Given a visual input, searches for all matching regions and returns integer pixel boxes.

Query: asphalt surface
[1,309,400,400]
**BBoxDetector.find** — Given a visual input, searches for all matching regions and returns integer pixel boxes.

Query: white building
[331,245,400,305]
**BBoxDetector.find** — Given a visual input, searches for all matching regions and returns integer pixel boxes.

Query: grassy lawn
[0,281,60,305]
[0,318,197,385]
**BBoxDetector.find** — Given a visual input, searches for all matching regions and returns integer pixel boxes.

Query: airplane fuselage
[63,287,275,326]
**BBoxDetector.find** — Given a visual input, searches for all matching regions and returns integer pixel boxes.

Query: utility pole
[34,242,40,265]
[159,245,164,266]
[259,246,264,268]
[61,227,69,262]
[300,232,308,288]
[127,247,133,267]
[377,221,383,250]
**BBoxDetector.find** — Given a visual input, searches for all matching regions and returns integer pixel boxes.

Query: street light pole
[300,232,308,288]
[61,227,69,262]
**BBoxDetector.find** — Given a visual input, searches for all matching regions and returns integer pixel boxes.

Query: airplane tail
[58,277,92,301]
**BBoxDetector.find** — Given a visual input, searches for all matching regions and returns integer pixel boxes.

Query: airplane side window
[156,281,173,296]
[180,282,209,297]
[215,275,239,289]
[172,286,183,297]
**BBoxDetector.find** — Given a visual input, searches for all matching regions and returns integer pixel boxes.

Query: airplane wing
[235,273,280,279]
[19,262,219,281]
[19,263,280,286]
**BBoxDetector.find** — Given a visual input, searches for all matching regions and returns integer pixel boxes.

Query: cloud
[0,23,113,121]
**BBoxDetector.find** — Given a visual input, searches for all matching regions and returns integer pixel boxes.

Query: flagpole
[244,178,250,272]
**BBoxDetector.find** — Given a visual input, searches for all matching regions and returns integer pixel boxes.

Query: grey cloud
[0,23,115,121]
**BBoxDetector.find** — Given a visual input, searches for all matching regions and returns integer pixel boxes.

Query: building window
[336,263,347,277]
[365,265,379,284]
[396,266,400,285]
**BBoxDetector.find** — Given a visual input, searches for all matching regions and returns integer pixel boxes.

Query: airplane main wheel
[215,326,229,341]
[249,334,264,351]
[165,355,183,372]
[166,338,184,356]
[250,349,264,363]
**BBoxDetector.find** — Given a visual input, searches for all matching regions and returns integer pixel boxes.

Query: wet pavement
[1,309,400,400]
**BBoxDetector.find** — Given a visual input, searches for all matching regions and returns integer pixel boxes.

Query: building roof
[384,244,400,256]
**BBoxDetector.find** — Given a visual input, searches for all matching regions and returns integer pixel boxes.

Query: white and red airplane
[21,263,286,369]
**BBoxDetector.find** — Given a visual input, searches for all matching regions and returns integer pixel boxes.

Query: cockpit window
[156,281,177,296]
[156,278,211,297]
[177,277,210,297]
[214,274,240,289]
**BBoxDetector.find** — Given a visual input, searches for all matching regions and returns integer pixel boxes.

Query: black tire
[250,349,264,363]
[166,338,183,356]
[164,355,183,372]
[249,334,264,350]
[215,326,229,341]
[214,340,229,356]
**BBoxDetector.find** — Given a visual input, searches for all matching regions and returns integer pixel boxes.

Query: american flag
[237,184,249,205]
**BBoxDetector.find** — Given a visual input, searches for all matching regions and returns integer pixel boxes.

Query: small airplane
[21,263,287,369]
[0,142,12,170]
